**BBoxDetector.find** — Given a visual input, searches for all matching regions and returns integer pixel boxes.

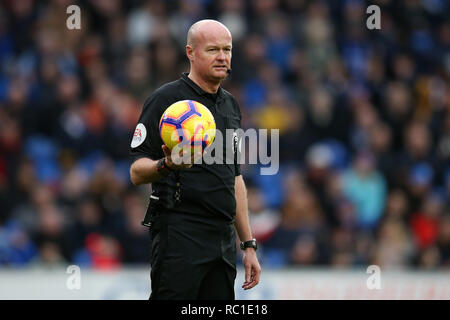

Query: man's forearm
[234,175,253,242]
[130,157,164,185]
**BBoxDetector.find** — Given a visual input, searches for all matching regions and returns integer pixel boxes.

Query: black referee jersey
[130,73,242,222]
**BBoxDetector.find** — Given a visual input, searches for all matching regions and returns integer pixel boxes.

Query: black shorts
[149,212,237,300]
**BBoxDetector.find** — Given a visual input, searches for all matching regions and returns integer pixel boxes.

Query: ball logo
[131,123,147,148]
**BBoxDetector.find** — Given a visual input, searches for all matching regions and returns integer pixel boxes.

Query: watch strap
[240,238,257,251]
[157,158,173,177]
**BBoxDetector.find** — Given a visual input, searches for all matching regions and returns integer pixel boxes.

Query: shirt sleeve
[130,92,170,162]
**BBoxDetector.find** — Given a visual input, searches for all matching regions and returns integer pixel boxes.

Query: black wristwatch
[240,238,257,251]
[156,158,173,177]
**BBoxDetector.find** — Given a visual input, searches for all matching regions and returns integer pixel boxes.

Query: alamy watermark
[66,265,81,290]
[366,265,382,290]
[168,128,280,176]
[66,5,81,30]
[366,5,381,30]
[67,4,380,31]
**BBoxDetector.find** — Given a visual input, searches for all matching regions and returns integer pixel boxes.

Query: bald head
[187,19,232,48]
[185,20,233,92]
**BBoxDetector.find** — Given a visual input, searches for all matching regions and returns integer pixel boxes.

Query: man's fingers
[242,268,257,289]
[162,145,170,157]
[243,280,256,290]
[243,278,258,290]
[242,265,261,290]
[164,145,203,170]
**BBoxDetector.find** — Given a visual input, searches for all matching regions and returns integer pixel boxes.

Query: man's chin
[206,75,226,84]
[211,71,228,81]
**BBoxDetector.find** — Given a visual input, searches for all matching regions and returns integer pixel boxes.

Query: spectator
[263,172,326,267]
[373,218,415,269]
[436,214,450,268]
[247,185,280,244]
[410,191,444,250]
[341,151,387,230]
[119,191,150,264]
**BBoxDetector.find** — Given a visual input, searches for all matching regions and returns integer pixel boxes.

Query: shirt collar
[181,73,224,99]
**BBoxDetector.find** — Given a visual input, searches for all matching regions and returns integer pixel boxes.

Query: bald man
[130,20,261,299]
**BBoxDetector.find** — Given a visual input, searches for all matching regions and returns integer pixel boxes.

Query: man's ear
[186,45,194,62]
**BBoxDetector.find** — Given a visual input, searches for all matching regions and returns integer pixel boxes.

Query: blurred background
[1,0,450,298]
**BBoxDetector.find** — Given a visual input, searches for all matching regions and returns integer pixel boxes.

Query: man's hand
[242,248,261,290]
[162,145,203,170]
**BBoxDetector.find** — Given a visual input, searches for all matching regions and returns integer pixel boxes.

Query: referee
[129,20,261,300]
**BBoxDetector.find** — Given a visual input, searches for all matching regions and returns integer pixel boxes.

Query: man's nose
[217,50,226,60]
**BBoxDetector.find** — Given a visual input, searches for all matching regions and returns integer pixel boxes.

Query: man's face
[189,29,232,82]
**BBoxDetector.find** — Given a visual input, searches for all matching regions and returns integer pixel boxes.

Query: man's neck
[188,72,220,94]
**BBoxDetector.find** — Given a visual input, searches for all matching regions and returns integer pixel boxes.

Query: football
[159,100,216,153]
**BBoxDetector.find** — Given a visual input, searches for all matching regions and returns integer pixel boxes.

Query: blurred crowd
[0,0,450,271]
